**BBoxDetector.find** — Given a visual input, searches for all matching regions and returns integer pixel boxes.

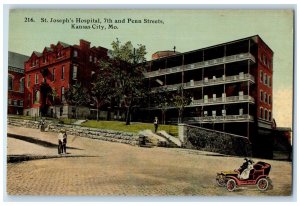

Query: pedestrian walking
[57,130,64,154]
[39,118,46,132]
[62,130,67,154]
[154,117,159,133]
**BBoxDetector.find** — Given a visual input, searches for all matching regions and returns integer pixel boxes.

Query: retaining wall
[7,118,139,146]
[179,124,252,156]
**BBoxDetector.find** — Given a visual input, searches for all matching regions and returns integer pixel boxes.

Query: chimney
[80,39,91,49]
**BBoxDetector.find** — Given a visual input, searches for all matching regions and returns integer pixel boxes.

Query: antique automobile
[216,158,272,192]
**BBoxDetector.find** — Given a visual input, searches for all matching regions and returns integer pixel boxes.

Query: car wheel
[226,179,236,192]
[216,174,226,187]
[257,178,269,191]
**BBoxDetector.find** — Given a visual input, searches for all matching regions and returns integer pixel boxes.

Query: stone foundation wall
[181,124,252,156]
[7,118,139,146]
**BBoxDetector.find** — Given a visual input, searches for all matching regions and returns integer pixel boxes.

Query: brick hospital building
[143,35,274,145]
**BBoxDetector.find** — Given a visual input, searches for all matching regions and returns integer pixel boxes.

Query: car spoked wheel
[216,174,226,187]
[226,179,236,192]
[257,178,269,191]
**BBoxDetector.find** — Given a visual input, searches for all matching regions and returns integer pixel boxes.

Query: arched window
[264,109,268,120]
[8,75,13,90]
[260,107,263,119]
[20,78,24,93]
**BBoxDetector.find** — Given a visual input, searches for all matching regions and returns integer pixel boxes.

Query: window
[8,75,13,90]
[264,92,267,103]
[20,78,24,93]
[35,73,39,84]
[31,59,36,67]
[263,73,267,85]
[94,57,97,63]
[269,111,272,121]
[13,100,17,106]
[34,91,40,103]
[260,90,263,102]
[20,100,23,106]
[52,68,55,81]
[8,99,12,105]
[268,95,272,104]
[263,55,266,65]
[72,65,78,80]
[268,77,272,87]
[260,70,263,82]
[260,108,263,118]
[73,50,78,57]
[89,55,92,62]
[61,87,65,102]
[43,56,47,63]
[61,66,65,80]
[57,51,62,58]
[265,109,268,120]
[27,75,31,87]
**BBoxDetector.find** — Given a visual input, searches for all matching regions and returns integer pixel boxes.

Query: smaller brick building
[8,52,29,115]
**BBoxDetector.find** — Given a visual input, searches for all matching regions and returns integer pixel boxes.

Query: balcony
[188,95,255,107]
[144,52,256,78]
[183,114,254,123]
[151,73,255,93]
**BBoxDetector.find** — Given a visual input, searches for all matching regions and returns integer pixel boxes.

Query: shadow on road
[7,154,100,163]
[7,133,83,150]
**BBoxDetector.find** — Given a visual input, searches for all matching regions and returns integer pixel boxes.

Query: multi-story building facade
[24,39,108,118]
[8,51,29,115]
[143,35,273,143]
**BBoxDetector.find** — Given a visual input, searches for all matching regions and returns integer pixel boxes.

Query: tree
[171,86,192,123]
[152,87,171,124]
[98,38,147,125]
[64,83,90,119]
[90,67,114,121]
[48,88,59,118]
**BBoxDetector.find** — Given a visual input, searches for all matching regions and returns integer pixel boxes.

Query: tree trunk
[125,106,131,125]
[96,105,99,121]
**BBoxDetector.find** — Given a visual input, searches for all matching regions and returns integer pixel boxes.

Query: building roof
[33,51,42,57]
[58,41,71,47]
[149,35,272,62]
[45,47,53,52]
[8,51,29,69]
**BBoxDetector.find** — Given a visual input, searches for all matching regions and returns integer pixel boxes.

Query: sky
[8,9,294,128]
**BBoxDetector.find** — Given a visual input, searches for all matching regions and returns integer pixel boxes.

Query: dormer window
[32,59,36,67]
[57,51,62,58]
[43,56,47,63]
[73,50,78,57]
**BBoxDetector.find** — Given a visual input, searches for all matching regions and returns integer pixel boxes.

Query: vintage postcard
[5,7,294,199]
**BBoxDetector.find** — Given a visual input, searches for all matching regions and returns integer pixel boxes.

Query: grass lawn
[81,120,178,137]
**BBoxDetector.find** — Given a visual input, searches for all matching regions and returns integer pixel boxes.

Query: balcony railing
[146,95,255,110]
[188,95,255,106]
[144,52,256,78]
[151,73,255,92]
[183,114,254,123]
